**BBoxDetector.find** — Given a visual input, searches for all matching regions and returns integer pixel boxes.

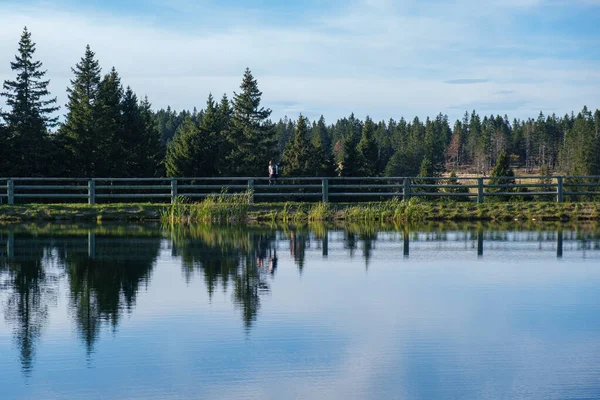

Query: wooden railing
[0,176,599,204]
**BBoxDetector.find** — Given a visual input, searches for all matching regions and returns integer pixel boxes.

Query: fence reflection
[1,223,599,374]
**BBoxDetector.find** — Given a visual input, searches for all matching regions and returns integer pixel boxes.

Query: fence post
[248,179,254,204]
[403,178,411,201]
[88,179,95,205]
[322,178,329,203]
[477,178,484,204]
[7,179,14,205]
[556,177,564,203]
[170,178,178,203]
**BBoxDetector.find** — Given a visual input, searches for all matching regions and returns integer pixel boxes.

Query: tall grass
[161,191,251,223]
[342,198,426,222]
[308,202,331,221]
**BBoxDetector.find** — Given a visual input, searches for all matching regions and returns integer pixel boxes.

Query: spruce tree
[340,129,360,177]
[217,94,232,132]
[489,150,515,200]
[118,86,141,175]
[424,117,446,175]
[137,96,163,177]
[282,115,315,176]
[414,156,437,194]
[94,68,123,176]
[58,45,102,176]
[227,68,276,176]
[214,94,233,175]
[385,150,410,177]
[276,117,295,156]
[375,121,393,175]
[356,116,379,176]
[311,115,331,157]
[312,125,336,176]
[1,27,59,176]
[165,117,202,177]
[195,93,220,176]
[164,94,221,177]
[490,150,514,181]
[559,107,598,175]
[418,156,435,177]
[118,87,161,177]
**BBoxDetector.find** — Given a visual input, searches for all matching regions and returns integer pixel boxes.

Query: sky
[0,0,599,123]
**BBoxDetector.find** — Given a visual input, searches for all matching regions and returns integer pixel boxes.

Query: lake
[1,222,600,400]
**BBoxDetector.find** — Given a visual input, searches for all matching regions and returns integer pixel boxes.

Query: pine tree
[227,68,276,176]
[340,129,360,177]
[282,115,315,176]
[443,170,469,199]
[424,117,445,175]
[488,150,515,200]
[118,87,161,177]
[164,94,220,177]
[375,121,393,175]
[94,68,123,176]
[312,124,336,176]
[57,45,102,176]
[414,156,437,194]
[137,96,163,177]
[385,150,409,177]
[195,93,220,176]
[356,116,379,176]
[213,94,233,175]
[165,117,202,177]
[1,27,59,176]
[276,117,295,156]
[490,150,514,180]
[418,156,434,177]
[311,115,331,157]
[559,107,598,175]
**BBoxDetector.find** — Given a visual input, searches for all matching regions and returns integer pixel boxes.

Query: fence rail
[0,176,599,204]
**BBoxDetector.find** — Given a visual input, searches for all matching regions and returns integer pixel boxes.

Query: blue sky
[0,0,599,122]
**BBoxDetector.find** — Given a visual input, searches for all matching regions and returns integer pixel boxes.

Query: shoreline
[0,202,599,223]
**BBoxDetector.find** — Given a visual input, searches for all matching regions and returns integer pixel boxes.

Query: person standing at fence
[268,160,275,185]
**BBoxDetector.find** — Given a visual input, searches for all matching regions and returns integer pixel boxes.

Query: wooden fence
[0,176,599,204]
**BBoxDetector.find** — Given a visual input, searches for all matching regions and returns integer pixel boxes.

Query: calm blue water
[1,223,600,400]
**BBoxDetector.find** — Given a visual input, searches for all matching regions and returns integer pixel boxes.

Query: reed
[161,191,252,223]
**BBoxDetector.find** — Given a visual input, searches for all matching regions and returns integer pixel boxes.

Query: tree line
[2,27,600,179]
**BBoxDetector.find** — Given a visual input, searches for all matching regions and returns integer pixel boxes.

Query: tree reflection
[0,233,59,375]
[170,225,277,330]
[288,227,308,272]
[58,235,161,356]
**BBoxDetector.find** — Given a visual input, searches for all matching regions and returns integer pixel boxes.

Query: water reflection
[0,232,60,375]
[58,232,161,356]
[0,225,162,371]
[0,222,599,376]
[170,225,277,330]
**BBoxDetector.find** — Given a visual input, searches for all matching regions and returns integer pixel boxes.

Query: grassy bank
[247,200,600,223]
[0,203,164,222]
[1,198,600,223]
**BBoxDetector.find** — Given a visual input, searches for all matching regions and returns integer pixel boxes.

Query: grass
[1,198,600,223]
[161,191,252,223]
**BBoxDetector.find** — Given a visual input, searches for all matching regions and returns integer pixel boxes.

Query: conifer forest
[2,28,600,179]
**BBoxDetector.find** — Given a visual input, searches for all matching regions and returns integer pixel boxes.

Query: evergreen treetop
[227,68,276,176]
[1,27,59,128]
[357,116,379,176]
[282,114,316,176]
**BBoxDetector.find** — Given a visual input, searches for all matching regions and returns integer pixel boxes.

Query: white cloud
[0,0,598,123]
